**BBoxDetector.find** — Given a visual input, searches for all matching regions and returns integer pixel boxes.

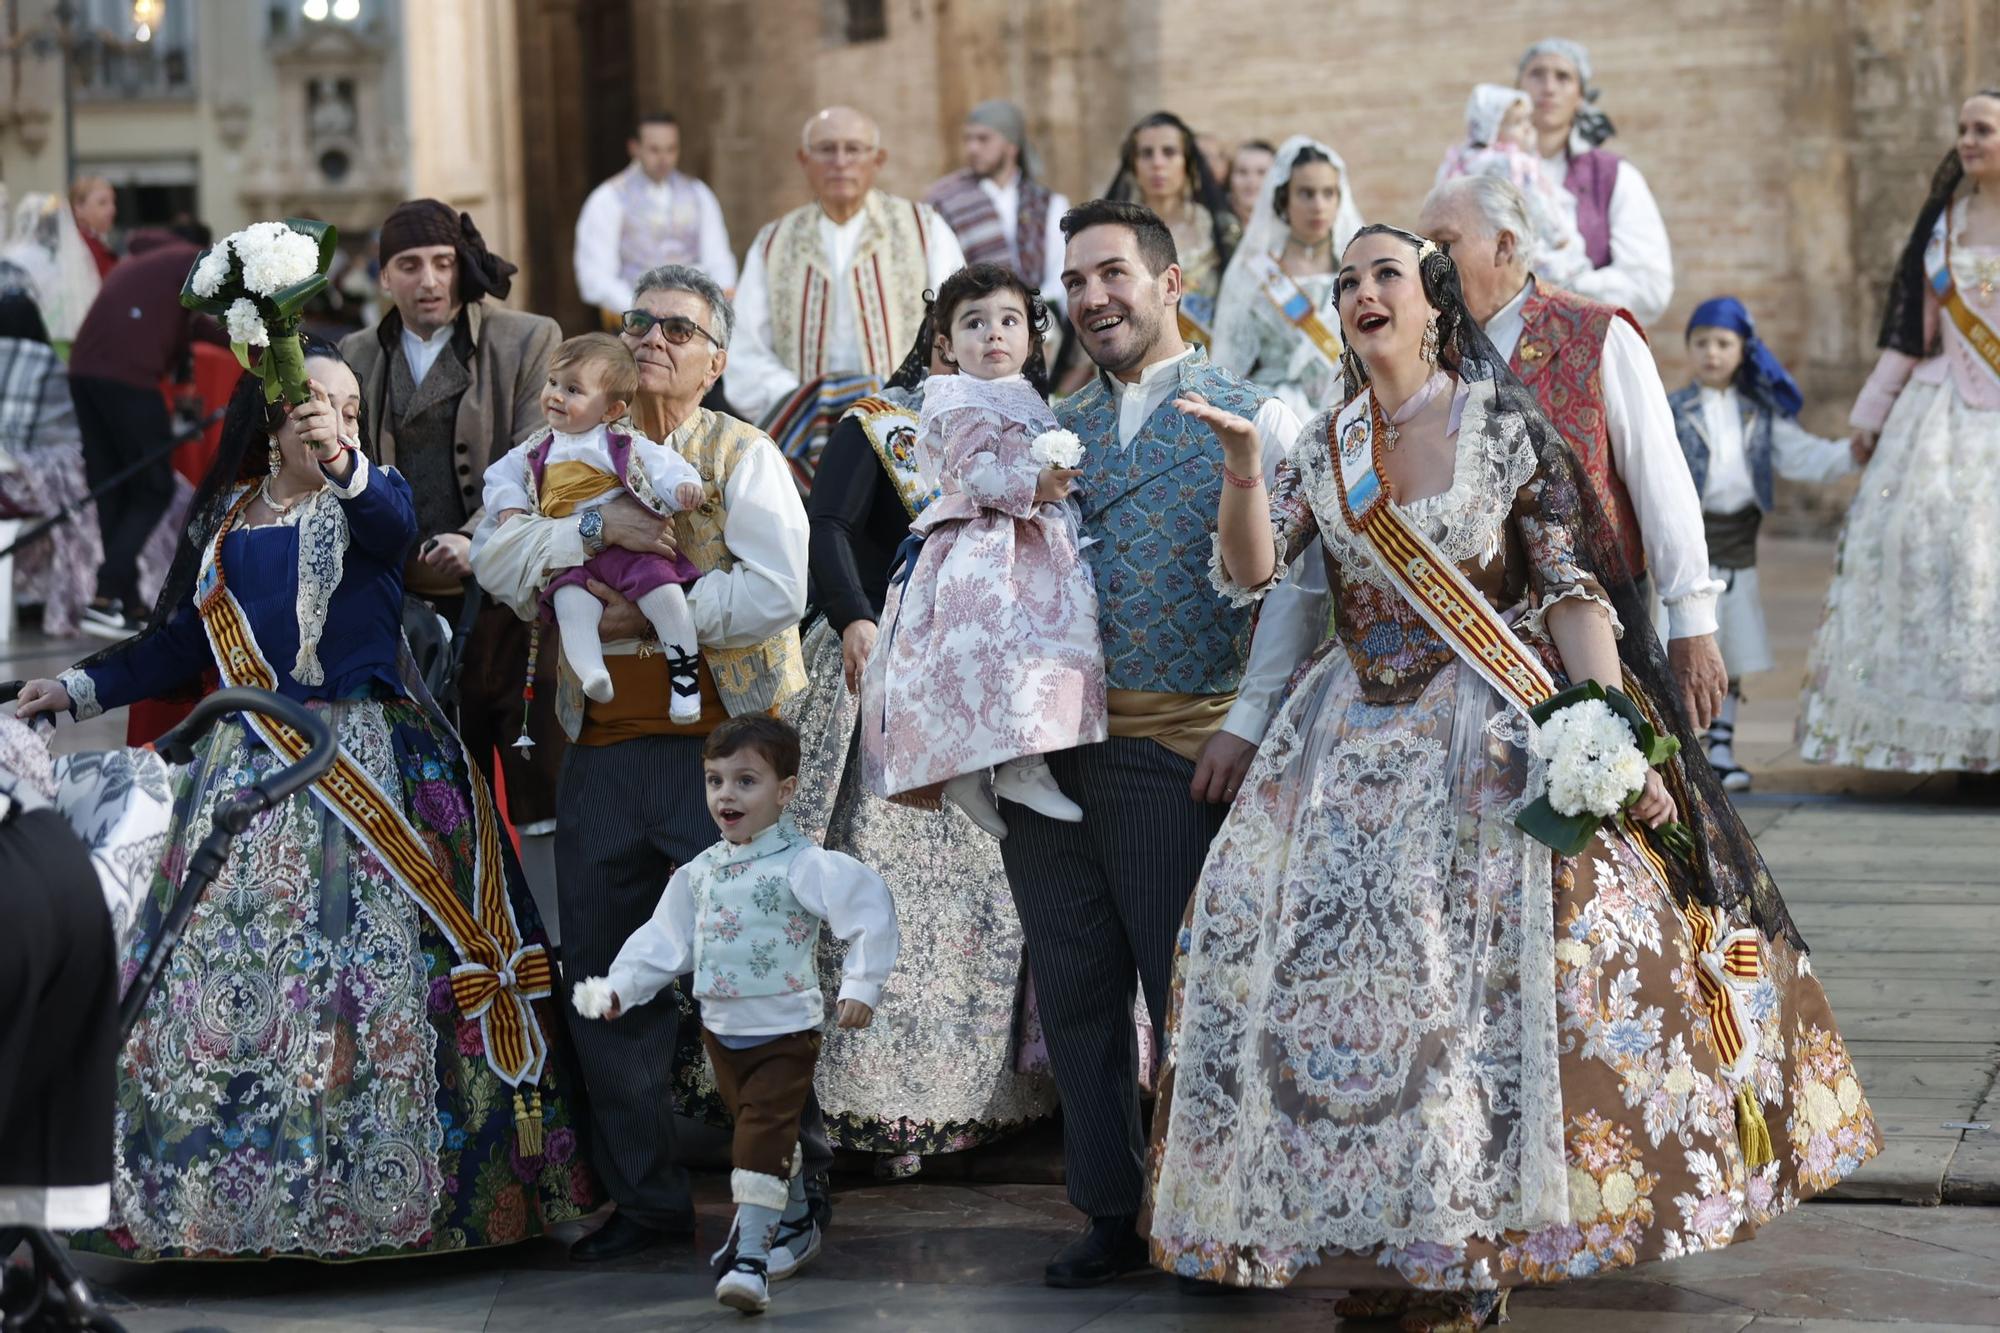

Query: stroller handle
[156,688,337,828]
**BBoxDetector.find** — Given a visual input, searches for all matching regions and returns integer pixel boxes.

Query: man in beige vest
[472,264,811,1265]
[725,105,964,488]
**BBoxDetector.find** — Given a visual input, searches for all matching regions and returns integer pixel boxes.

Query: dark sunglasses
[620,310,722,348]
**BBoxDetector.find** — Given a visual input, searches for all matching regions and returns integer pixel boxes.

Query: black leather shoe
[568,1209,693,1262]
[1044,1215,1148,1288]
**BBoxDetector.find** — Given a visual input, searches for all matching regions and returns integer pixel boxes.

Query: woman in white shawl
[1210,135,1363,420]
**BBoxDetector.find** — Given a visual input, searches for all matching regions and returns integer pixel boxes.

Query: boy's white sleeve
[633,438,706,509]
[790,848,899,1010]
[1771,414,1856,486]
[603,866,698,1009]
[482,442,537,516]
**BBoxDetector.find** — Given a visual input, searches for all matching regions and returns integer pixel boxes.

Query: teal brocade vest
[688,818,820,1001]
[1056,351,1267,695]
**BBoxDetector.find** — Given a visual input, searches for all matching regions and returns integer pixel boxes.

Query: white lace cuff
[58,667,102,721]
[1207,532,1289,609]
[1515,585,1623,645]
[320,449,371,500]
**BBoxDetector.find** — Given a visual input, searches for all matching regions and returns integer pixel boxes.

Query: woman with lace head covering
[1798,90,2000,775]
[1151,225,1878,1328]
[1210,135,1364,420]
[1103,111,1241,346]
[15,333,600,1259]
[1515,37,1673,324]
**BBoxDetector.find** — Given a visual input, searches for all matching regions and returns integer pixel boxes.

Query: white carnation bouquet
[1518,681,1694,860]
[1029,428,1085,470]
[181,218,336,406]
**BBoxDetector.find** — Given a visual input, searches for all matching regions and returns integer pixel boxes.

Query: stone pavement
[8,532,1998,1330]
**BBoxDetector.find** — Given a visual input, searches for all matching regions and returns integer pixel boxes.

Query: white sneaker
[766,1214,822,1280]
[943,772,1008,838]
[715,1258,770,1313]
[992,758,1083,823]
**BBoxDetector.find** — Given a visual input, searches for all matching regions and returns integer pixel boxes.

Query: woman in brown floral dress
[1152,226,1879,1331]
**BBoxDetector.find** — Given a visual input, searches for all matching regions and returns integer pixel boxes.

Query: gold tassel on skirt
[1735,1084,1774,1168]
[514,1088,546,1156]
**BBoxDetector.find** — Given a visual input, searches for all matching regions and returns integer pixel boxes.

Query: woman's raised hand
[1034,466,1082,506]
[1175,392,1262,474]
[289,378,346,463]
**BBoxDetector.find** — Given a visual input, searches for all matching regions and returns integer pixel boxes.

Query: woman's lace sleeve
[1209,456,1318,607]
[1511,463,1621,642]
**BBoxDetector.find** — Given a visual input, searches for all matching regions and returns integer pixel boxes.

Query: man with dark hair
[999,200,1324,1288]
[574,110,737,320]
[340,200,567,867]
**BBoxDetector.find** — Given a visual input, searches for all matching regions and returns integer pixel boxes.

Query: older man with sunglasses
[725,105,964,490]
[472,263,812,1265]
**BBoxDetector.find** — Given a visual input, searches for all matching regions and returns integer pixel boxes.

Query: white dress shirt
[1536,144,1674,326]
[1100,346,1326,745]
[1485,279,1719,638]
[978,175,1071,317]
[1696,385,1852,513]
[604,840,898,1036]
[572,169,737,313]
[471,412,809,652]
[725,204,966,424]
[400,322,454,386]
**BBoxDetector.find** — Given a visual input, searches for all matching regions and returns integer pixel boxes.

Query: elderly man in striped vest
[1418,173,1728,730]
[725,106,963,492]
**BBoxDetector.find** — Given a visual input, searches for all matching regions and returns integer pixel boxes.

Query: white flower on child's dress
[1030,428,1085,469]
[1532,697,1649,817]
[190,244,232,298]
[224,298,270,347]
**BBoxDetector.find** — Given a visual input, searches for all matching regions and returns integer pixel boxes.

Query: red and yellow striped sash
[1681,898,1764,1078]
[194,488,550,1088]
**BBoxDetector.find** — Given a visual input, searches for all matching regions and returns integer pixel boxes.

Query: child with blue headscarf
[1665,296,1863,790]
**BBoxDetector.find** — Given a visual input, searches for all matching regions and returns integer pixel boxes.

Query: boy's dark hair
[703,715,801,779]
[635,111,678,134]
[927,261,1051,395]
[1059,199,1178,279]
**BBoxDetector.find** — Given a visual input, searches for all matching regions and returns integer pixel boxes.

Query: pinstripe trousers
[998,737,1226,1218]
[556,735,834,1225]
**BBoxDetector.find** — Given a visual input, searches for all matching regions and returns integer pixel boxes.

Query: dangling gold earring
[1420,316,1441,367]
[268,437,283,476]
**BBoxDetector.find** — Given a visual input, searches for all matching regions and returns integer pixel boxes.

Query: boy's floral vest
[688,817,820,1002]
[1056,350,1265,695]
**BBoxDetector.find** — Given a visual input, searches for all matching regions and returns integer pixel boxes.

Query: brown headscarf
[378,198,517,302]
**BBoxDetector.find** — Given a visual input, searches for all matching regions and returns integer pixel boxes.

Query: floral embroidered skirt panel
[72,698,600,1260]
[784,618,1058,1155]
[1798,381,2000,772]
[1147,649,1880,1291]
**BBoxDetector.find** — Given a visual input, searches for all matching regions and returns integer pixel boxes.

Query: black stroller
[0,688,337,1333]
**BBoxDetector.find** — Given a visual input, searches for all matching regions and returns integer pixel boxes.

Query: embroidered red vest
[1510,285,1648,576]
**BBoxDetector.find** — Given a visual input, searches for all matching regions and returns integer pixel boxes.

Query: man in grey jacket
[341,200,566,846]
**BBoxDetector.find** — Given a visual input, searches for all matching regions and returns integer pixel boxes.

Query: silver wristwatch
[578,507,606,556]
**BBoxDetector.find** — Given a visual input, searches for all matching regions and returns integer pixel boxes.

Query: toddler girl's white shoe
[666,650,703,724]
[991,757,1082,823]
[715,1257,770,1314]
[766,1212,822,1280]
[942,771,1008,838]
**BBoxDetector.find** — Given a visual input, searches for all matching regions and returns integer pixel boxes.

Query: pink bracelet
[1222,463,1263,490]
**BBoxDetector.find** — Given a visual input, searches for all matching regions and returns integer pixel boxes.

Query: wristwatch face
[580,509,604,551]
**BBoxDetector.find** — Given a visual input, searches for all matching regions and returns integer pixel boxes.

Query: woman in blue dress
[17,338,599,1259]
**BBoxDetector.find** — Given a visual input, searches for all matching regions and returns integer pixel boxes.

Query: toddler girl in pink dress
[861,263,1107,837]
